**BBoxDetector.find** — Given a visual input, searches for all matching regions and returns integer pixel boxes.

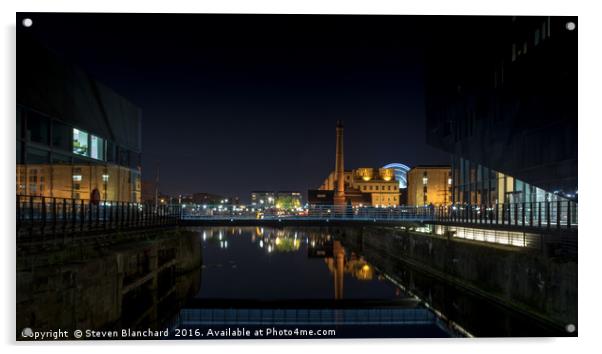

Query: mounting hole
[566,323,576,333]
[22,18,33,28]
[566,22,576,31]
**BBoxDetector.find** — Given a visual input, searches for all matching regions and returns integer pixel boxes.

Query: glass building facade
[16,106,141,202]
[425,17,577,208]
[17,34,143,203]
[451,156,571,205]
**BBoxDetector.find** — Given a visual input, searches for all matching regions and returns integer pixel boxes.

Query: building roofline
[410,165,451,169]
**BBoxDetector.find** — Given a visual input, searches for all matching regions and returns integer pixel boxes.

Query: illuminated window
[73,128,89,156]
[90,135,105,160]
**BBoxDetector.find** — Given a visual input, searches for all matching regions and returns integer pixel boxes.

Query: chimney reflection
[334,241,345,299]
[200,227,376,300]
[325,240,374,300]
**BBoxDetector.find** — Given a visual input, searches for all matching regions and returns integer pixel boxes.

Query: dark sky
[19,13,450,201]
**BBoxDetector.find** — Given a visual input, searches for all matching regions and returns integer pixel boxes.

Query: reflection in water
[191,226,566,337]
[19,226,560,339]
[198,227,399,302]
[188,226,457,338]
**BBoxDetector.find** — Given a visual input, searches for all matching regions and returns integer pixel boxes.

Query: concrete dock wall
[16,228,201,334]
[332,226,577,329]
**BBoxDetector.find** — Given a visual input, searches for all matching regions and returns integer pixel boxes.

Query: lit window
[422,177,428,185]
[102,174,109,182]
[90,135,105,160]
[73,128,89,156]
[73,174,82,181]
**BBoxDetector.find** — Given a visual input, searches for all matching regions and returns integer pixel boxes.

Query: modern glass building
[17,33,142,202]
[425,16,577,206]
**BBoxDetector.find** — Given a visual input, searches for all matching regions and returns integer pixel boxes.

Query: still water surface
[172,227,457,338]
[198,227,402,300]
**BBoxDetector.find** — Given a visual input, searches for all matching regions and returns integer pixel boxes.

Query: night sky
[18,13,450,201]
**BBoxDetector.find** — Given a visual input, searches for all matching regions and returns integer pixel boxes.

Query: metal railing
[434,200,578,230]
[180,204,434,222]
[16,195,181,239]
[16,195,578,240]
[180,201,578,230]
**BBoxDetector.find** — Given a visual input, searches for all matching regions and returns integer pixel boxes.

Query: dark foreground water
[17,226,565,340]
[170,227,454,338]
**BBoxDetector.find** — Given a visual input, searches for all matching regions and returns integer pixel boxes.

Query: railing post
[495,203,499,225]
[103,201,107,229]
[468,204,471,223]
[538,201,541,228]
[80,199,85,232]
[546,201,550,228]
[29,196,34,236]
[117,202,121,229]
[71,199,76,233]
[62,199,67,234]
[96,202,101,229]
[529,201,533,227]
[121,202,125,229]
[566,200,571,229]
[556,200,561,229]
[502,203,506,225]
[151,203,155,225]
[41,197,46,237]
[111,202,115,229]
[522,202,525,227]
[16,195,21,235]
[514,203,518,226]
[88,199,93,230]
[52,197,57,237]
